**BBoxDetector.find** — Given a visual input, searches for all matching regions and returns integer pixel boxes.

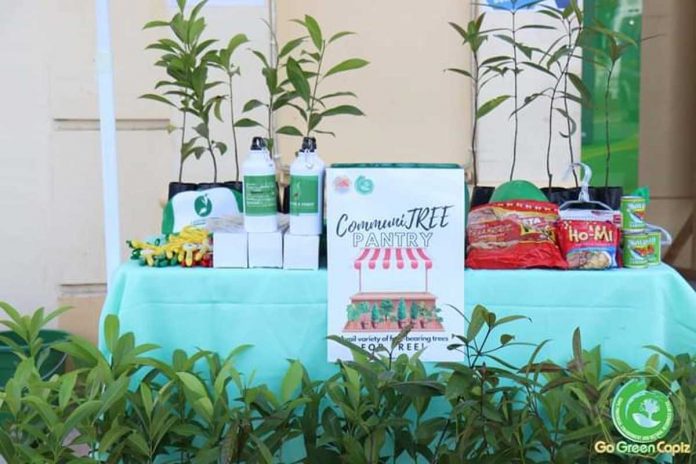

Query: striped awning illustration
[354,248,433,270]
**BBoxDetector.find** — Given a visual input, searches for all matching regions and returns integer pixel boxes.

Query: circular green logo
[194,194,213,217]
[355,176,374,195]
[611,379,673,443]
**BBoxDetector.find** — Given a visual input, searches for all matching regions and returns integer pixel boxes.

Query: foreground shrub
[0,302,693,463]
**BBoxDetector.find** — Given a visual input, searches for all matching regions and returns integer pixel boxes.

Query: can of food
[646,229,662,266]
[622,233,651,269]
[620,196,646,232]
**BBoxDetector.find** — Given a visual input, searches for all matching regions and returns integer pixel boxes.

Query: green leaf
[251,50,270,68]
[250,434,274,464]
[572,327,582,365]
[234,118,262,128]
[321,91,357,100]
[42,305,72,327]
[104,314,120,353]
[567,73,591,105]
[493,315,530,328]
[449,21,467,40]
[64,401,101,436]
[446,67,472,79]
[279,37,305,58]
[242,99,266,112]
[304,14,323,50]
[281,360,303,402]
[556,108,577,138]
[127,433,150,456]
[59,371,78,410]
[329,31,356,43]
[100,424,133,454]
[140,94,176,107]
[467,304,487,340]
[143,20,170,30]
[324,58,369,78]
[321,105,364,117]
[476,95,510,118]
[215,141,227,155]
[226,33,249,55]
[177,372,209,398]
[286,57,311,103]
[276,126,303,136]
[518,24,556,31]
[392,381,445,397]
[26,395,59,425]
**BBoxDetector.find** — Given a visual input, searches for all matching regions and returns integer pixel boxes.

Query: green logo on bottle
[611,379,673,443]
[355,176,374,195]
[194,194,213,217]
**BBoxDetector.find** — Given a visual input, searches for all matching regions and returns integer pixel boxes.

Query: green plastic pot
[0,330,69,388]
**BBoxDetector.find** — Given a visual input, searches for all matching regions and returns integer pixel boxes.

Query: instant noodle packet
[556,219,620,270]
[466,200,567,270]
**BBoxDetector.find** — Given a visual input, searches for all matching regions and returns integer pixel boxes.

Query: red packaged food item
[556,220,620,270]
[466,200,567,270]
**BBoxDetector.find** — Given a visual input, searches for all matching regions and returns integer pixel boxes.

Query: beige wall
[639,0,696,268]
[275,1,471,167]
[0,0,271,323]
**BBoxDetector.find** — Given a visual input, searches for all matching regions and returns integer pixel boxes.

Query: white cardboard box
[213,231,248,268]
[248,230,285,268]
[283,234,320,270]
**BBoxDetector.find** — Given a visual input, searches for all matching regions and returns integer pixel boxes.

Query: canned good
[620,196,646,232]
[622,233,651,269]
[646,229,662,266]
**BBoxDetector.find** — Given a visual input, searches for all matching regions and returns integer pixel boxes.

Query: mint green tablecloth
[100,262,696,390]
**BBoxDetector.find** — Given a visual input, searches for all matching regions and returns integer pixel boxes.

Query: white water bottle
[289,137,325,235]
[243,137,278,232]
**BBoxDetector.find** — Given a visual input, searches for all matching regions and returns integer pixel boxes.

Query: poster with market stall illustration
[327,165,465,362]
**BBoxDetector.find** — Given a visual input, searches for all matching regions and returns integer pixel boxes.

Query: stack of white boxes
[211,216,319,270]
[248,226,286,268]
[283,233,320,270]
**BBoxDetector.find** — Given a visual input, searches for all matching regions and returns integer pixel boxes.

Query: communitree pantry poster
[327,164,465,362]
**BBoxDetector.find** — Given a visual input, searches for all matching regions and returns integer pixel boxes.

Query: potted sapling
[487,0,549,183]
[143,0,241,199]
[448,13,511,207]
[523,1,590,205]
[207,33,250,195]
[142,0,226,198]
[582,21,638,208]
[280,15,368,212]
[234,20,311,211]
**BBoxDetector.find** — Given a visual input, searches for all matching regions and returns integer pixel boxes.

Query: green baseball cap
[490,180,548,202]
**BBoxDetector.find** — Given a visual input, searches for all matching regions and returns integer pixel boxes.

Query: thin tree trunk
[604,64,615,190]
[562,19,580,187]
[178,110,188,183]
[509,10,519,181]
[471,53,480,187]
[229,76,241,182]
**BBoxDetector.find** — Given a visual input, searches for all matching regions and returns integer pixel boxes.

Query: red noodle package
[556,220,620,270]
[466,200,567,270]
